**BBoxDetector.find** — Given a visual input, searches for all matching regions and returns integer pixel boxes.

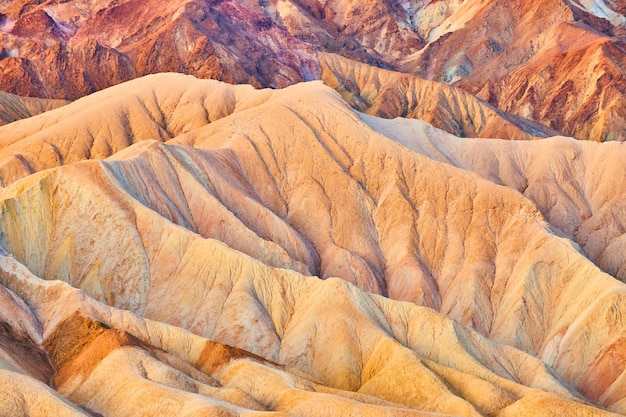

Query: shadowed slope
[320,53,560,140]
[0,91,67,126]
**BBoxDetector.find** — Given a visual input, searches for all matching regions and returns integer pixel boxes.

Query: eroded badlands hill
[0,0,319,99]
[400,0,626,141]
[320,53,560,140]
[0,91,67,125]
[363,114,626,283]
[1,74,626,415]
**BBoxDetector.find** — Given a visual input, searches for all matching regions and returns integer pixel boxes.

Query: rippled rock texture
[1,74,626,416]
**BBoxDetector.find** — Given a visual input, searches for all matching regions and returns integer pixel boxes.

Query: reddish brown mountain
[320,53,562,140]
[0,0,319,100]
[402,0,626,141]
[2,0,626,140]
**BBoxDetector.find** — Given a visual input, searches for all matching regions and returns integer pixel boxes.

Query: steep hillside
[320,53,560,139]
[2,0,626,140]
[0,0,319,99]
[1,74,626,414]
[363,115,626,285]
[0,74,283,186]
[400,0,626,141]
[1,243,617,417]
[0,91,67,125]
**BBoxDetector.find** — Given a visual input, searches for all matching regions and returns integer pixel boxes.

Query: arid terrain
[2,0,626,140]
[0,73,626,416]
[2,1,626,416]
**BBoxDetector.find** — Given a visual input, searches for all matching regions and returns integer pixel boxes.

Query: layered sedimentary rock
[0,91,67,125]
[1,74,626,415]
[362,114,626,284]
[3,0,626,141]
[400,0,626,141]
[320,53,560,139]
[1,245,616,417]
[0,0,319,99]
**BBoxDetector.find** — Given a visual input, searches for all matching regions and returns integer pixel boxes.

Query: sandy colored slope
[0,75,626,413]
[362,114,626,284]
[0,220,618,417]
[0,371,89,417]
[0,73,279,186]
[0,264,87,416]
[320,53,559,140]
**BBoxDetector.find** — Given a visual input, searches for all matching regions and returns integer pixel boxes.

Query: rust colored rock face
[393,0,626,141]
[320,53,562,140]
[0,0,320,99]
[2,0,626,140]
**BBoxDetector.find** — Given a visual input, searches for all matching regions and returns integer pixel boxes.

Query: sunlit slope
[0,74,278,186]
[1,74,626,413]
[0,196,619,417]
[363,114,626,284]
